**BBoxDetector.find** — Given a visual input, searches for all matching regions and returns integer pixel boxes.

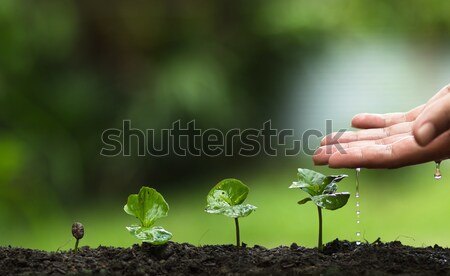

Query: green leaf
[205,203,257,218]
[297,168,326,186]
[290,168,326,196]
[323,174,348,185]
[297,197,312,205]
[290,169,348,195]
[126,225,172,245]
[124,187,169,228]
[207,178,249,206]
[322,182,337,194]
[311,192,350,210]
[205,178,257,218]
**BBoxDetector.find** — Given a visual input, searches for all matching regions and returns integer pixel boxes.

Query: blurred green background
[1,0,450,250]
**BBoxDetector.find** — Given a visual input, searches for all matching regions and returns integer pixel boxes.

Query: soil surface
[1,239,449,275]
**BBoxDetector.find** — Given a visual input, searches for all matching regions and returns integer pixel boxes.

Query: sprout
[72,222,84,252]
[205,178,257,247]
[290,168,349,251]
[124,186,172,245]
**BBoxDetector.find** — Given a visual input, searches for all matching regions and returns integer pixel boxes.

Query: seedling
[205,178,257,247]
[289,168,349,251]
[72,222,84,252]
[124,186,172,245]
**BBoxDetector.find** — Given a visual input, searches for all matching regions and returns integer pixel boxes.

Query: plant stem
[234,218,240,247]
[317,206,323,252]
[74,239,79,252]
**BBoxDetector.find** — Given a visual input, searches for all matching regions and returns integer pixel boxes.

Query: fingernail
[416,122,436,146]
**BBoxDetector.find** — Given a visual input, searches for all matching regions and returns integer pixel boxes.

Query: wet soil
[0,239,449,275]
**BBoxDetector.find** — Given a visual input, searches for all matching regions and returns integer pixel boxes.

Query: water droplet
[356,219,360,224]
[356,202,360,207]
[356,241,361,245]
[434,161,442,180]
[356,168,360,195]
[356,231,361,237]
[356,210,360,215]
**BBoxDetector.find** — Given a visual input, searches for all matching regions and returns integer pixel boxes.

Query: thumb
[413,92,450,146]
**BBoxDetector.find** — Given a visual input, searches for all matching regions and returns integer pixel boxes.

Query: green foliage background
[0,0,450,250]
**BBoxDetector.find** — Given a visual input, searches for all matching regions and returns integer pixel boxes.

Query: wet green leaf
[289,168,326,196]
[205,203,257,218]
[323,175,348,194]
[124,186,169,228]
[311,192,350,210]
[290,168,350,211]
[126,225,172,245]
[297,197,312,205]
[290,168,348,197]
[124,186,172,244]
[207,178,249,206]
[323,182,337,194]
[205,178,257,218]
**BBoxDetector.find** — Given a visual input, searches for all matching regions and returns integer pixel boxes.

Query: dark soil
[1,239,449,275]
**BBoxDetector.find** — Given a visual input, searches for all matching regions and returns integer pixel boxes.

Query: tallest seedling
[290,168,350,251]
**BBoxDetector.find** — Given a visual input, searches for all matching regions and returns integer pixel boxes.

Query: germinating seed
[72,222,84,240]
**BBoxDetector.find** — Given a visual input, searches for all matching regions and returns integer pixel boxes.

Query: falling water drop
[355,168,361,246]
[434,161,442,180]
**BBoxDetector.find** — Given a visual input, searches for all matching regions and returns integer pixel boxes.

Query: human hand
[313,84,450,168]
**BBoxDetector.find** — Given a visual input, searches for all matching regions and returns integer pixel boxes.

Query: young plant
[124,186,172,245]
[205,178,257,247]
[71,222,84,252]
[289,168,349,251]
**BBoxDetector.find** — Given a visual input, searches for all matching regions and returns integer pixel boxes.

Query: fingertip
[351,113,367,128]
[319,135,328,146]
[313,159,326,166]
[312,146,329,165]
[320,133,336,146]
[320,132,346,146]
[351,113,386,129]
[328,148,362,169]
[413,122,436,146]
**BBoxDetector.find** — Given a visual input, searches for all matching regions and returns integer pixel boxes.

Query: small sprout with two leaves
[205,178,257,247]
[124,186,172,245]
[72,222,84,252]
[289,168,350,251]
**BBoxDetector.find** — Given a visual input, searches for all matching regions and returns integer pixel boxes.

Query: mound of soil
[0,239,448,275]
